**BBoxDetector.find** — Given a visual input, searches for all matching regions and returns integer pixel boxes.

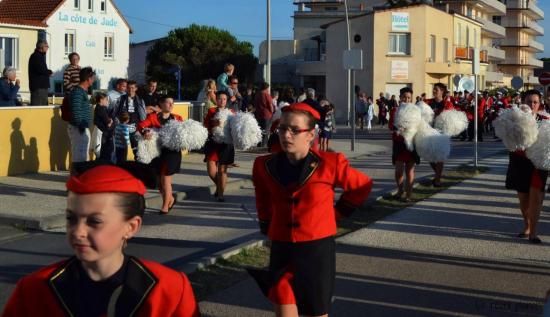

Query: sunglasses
[231,82,238,85]
[276,125,312,136]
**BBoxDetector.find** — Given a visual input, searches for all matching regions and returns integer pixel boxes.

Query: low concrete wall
[0,102,191,177]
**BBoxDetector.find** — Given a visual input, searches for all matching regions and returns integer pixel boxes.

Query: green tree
[146,24,258,100]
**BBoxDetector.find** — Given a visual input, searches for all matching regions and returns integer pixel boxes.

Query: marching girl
[505,90,548,244]
[250,103,372,317]
[2,163,199,317]
[137,96,183,214]
[389,87,419,202]
[426,83,455,187]
[203,90,236,202]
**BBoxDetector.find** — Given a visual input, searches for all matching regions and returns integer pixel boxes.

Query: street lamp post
[266,0,271,86]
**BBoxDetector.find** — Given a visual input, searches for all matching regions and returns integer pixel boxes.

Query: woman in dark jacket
[0,67,20,107]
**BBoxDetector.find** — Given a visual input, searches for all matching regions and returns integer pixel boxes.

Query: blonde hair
[224,63,234,73]
[205,79,216,93]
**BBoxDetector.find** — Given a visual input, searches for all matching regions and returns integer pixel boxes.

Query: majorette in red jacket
[252,150,372,242]
[2,257,200,317]
[137,112,184,134]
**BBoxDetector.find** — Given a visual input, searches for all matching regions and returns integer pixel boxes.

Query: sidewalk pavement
[0,138,391,231]
[199,152,550,317]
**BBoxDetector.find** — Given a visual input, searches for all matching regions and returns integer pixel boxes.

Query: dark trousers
[467,121,483,141]
[98,134,115,163]
[129,132,139,160]
[30,89,48,105]
[115,147,128,164]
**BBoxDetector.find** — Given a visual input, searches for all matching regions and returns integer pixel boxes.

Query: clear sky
[116,0,550,58]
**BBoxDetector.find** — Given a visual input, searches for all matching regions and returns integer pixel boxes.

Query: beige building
[435,0,507,88]
[324,4,487,122]
[0,20,43,101]
[499,0,544,88]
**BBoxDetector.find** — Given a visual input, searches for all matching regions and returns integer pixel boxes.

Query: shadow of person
[24,137,39,173]
[8,118,25,176]
[49,108,69,171]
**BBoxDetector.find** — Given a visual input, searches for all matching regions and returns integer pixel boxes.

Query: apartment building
[499,0,544,88]
[434,0,507,88]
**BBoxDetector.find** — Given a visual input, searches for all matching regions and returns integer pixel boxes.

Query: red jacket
[137,112,184,134]
[426,98,455,117]
[388,106,404,142]
[253,90,274,120]
[2,257,200,317]
[203,107,235,134]
[252,150,372,242]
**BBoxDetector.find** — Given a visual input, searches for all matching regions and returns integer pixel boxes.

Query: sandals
[159,194,177,215]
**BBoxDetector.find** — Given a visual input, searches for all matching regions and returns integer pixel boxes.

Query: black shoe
[516,232,527,238]
[529,237,542,244]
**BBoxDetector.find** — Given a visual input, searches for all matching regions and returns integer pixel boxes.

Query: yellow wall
[0,102,191,176]
[0,25,39,99]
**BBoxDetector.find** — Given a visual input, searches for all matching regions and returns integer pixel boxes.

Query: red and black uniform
[426,98,455,118]
[203,107,235,165]
[137,112,184,176]
[250,149,372,316]
[389,105,420,165]
[506,113,549,193]
[2,256,199,317]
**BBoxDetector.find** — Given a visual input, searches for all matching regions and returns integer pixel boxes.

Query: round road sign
[539,72,550,86]
[511,76,524,90]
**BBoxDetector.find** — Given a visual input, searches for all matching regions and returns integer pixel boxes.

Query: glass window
[430,35,436,62]
[388,33,410,55]
[0,36,19,69]
[65,31,76,56]
[74,0,80,9]
[100,0,106,12]
[88,0,93,11]
[104,33,114,59]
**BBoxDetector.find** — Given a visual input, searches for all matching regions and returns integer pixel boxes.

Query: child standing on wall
[115,112,131,163]
[92,93,113,161]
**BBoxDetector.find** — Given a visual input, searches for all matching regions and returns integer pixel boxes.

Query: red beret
[67,165,147,195]
[282,103,321,121]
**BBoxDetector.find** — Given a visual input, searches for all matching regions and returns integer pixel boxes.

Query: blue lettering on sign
[58,12,117,27]
[96,69,105,75]
[85,40,96,48]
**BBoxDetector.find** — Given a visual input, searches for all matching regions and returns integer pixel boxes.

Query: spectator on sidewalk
[1,163,200,317]
[355,92,367,130]
[241,83,255,112]
[114,81,147,160]
[0,67,20,107]
[216,63,234,93]
[366,96,374,131]
[68,67,95,167]
[506,90,548,244]
[108,79,127,111]
[91,93,113,160]
[249,102,372,317]
[114,112,131,163]
[254,82,274,131]
[228,75,242,111]
[320,102,335,151]
[140,79,161,114]
[204,79,217,110]
[28,39,52,105]
[63,52,81,93]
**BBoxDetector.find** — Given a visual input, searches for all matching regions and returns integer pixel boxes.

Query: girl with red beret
[2,163,200,317]
[250,103,372,317]
[137,96,183,214]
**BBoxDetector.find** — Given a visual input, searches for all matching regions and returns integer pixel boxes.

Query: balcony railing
[486,71,504,83]
[477,17,506,38]
[478,0,507,15]
[499,38,544,52]
[502,19,544,35]
[502,57,543,67]
[506,0,544,20]
[454,46,489,63]
[481,45,505,60]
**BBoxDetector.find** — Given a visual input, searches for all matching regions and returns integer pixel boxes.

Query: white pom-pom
[230,112,262,150]
[414,123,450,162]
[417,101,434,125]
[212,108,234,144]
[395,103,422,151]
[526,120,550,170]
[179,119,209,150]
[494,105,538,151]
[434,109,468,136]
[136,129,160,164]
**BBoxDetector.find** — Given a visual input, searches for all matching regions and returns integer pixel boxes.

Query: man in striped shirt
[63,52,81,93]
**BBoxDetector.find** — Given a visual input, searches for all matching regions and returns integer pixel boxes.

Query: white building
[0,0,132,94]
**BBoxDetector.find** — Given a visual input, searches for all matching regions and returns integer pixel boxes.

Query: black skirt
[506,152,548,193]
[392,139,420,165]
[248,236,335,316]
[151,148,182,176]
[203,139,235,165]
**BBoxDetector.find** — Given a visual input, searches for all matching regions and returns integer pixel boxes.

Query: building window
[388,33,410,55]
[88,0,93,11]
[104,33,114,59]
[430,35,436,62]
[74,0,80,10]
[492,16,502,25]
[443,38,449,62]
[65,30,76,56]
[100,0,106,12]
[0,36,19,69]
[325,7,338,11]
